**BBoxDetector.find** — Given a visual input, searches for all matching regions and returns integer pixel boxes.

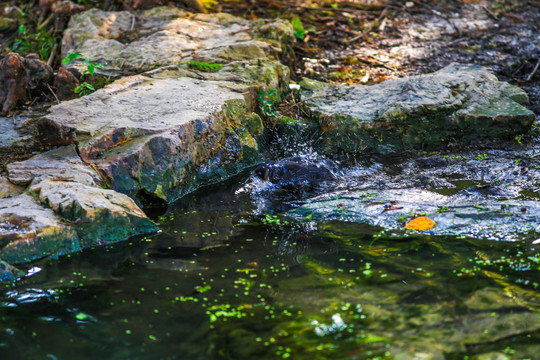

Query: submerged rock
[288,188,540,241]
[254,156,337,190]
[300,63,535,154]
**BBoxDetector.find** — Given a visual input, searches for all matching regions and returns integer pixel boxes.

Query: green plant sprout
[257,89,278,117]
[291,17,306,39]
[62,53,104,76]
[62,53,104,95]
[74,82,95,96]
[12,23,56,60]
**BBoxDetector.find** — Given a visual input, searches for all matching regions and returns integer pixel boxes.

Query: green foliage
[74,82,95,96]
[186,60,223,71]
[63,53,104,96]
[290,17,306,39]
[63,53,104,76]
[12,23,56,60]
[476,153,488,160]
[257,89,278,118]
[62,52,83,65]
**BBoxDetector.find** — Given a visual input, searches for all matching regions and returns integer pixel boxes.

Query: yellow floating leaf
[404,216,436,231]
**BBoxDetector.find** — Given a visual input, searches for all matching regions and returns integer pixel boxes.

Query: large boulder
[1,146,157,267]
[0,8,294,275]
[40,7,293,205]
[39,74,267,204]
[300,63,535,154]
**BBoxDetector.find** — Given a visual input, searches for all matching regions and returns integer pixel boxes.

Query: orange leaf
[404,216,436,231]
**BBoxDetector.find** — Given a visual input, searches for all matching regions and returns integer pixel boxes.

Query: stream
[1,151,539,360]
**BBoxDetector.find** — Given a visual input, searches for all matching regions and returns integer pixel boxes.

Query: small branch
[38,13,55,30]
[346,8,387,43]
[431,9,461,35]
[47,43,58,67]
[482,5,499,20]
[527,59,540,81]
[281,94,327,112]
[47,84,60,105]
[130,14,136,31]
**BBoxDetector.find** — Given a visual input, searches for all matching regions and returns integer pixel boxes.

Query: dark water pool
[1,174,539,360]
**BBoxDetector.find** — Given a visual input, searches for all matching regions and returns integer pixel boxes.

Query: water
[1,171,539,360]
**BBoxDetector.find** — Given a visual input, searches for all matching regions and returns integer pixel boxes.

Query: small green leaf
[62,52,83,64]
[291,17,306,39]
[75,312,88,320]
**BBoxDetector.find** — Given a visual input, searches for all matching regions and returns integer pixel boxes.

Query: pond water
[1,168,539,360]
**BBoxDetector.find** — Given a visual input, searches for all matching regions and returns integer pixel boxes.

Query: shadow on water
[1,146,540,359]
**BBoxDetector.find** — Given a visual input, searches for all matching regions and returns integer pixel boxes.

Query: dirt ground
[217,0,540,113]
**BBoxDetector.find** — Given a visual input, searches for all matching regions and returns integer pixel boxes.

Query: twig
[527,59,540,81]
[346,8,387,43]
[47,84,60,105]
[38,13,55,30]
[431,9,460,35]
[281,94,327,112]
[130,14,136,31]
[47,43,58,67]
[290,4,378,13]
[482,5,498,20]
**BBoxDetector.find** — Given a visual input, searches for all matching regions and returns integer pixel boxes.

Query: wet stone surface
[300,63,535,154]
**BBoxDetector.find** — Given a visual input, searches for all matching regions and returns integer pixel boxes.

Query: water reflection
[0,171,539,359]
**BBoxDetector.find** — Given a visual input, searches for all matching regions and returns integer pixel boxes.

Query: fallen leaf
[404,216,436,231]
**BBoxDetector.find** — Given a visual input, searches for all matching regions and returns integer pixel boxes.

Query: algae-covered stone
[300,63,535,153]
[287,188,540,241]
[1,145,157,268]
[40,73,266,204]
[30,179,157,246]
[0,194,81,264]
[0,260,24,281]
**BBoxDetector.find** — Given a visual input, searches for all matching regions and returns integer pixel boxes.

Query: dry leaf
[404,216,436,231]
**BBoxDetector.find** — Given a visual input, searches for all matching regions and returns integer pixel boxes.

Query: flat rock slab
[300,63,535,153]
[288,188,540,241]
[0,176,24,198]
[0,194,81,264]
[63,6,291,74]
[7,145,103,186]
[39,74,266,204]
[30,179,157,245]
